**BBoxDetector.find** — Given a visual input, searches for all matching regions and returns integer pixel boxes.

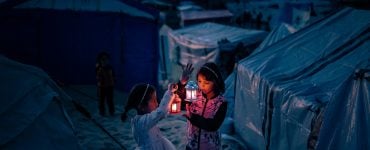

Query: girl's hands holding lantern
[168,83,178,104]
[182,104,191,119]
[168,83,178,94]
[168,83,181,113]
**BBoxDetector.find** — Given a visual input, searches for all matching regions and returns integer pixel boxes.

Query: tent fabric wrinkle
[316,68,370,150]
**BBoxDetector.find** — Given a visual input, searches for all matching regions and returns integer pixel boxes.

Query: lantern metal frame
[185,81,198,102]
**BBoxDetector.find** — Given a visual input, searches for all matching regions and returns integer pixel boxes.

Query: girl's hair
[96,52,110,63]
[197,62,225,95]
[121,83,156,122]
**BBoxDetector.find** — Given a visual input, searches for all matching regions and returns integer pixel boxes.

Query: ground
[62,85,246,150]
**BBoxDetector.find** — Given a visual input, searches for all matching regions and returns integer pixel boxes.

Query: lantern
[170,96,181,114]
[185,81,198,102]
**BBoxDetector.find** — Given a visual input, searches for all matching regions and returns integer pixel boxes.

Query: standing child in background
[177,62,227,150]
[96,52,115,116]
[121,83,178,150]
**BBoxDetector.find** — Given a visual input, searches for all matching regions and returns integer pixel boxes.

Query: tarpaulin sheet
[179,10,233,27]
[0,55,81,149]
[252,23,297,54]
[233,7,370,150]
[167,22,267,81]
[316,68,370,149]
[224,22,296,118]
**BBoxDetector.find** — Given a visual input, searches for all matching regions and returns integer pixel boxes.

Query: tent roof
[169,22,268,50]
[13,0,155,20]
[252,23,296,54]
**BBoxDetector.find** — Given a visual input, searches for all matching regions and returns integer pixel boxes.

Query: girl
[178,62,227,150]
[121,83,178,150]
[96,52,115,116]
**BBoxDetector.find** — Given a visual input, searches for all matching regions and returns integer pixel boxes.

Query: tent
[223,22,297,121]
[0,55,81,149]
[163,22,267,82]
[179,9,233,27]
[231,7,370,150]
[0,0,160,92]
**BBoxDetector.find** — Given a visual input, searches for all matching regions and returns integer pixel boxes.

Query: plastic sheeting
[0,55,81,149]
[179,10,233,27]
[167,22,267,81]
[223,22,296,118]
[273,2,313,29]
[316,69,370,150]
[158,25,173,86]
[252,23,296,54]
[233,7,370,150]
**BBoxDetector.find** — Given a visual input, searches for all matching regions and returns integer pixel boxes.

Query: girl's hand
[182,104,191,119]
[168,83,178,93]
[180,63,194,85]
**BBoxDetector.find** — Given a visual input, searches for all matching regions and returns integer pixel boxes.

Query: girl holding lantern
[121,83,179,150]
[177,62,227,150]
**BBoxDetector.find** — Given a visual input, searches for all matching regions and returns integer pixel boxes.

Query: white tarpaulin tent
[0,55,82,149]
[232,7,370,150]
[164,22,267,82]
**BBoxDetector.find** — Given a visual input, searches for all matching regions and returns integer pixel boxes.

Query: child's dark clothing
[176,81,187,110]
[96,63,115,116]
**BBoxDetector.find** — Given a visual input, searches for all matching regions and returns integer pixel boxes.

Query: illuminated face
[197,74,215,96]
[143,91,158,113]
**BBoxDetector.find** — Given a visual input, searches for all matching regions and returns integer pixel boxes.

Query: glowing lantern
[170,97,181,114]
[185,81,198,102]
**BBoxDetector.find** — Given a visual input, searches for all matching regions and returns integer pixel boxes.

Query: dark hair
[96,52,110,63]
[121,83,156,122]
[197,62,225,95]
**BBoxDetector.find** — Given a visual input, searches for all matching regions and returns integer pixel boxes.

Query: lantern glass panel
[170,100,181,114]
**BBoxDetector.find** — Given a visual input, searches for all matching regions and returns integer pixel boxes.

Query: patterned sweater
[183,89,227,150]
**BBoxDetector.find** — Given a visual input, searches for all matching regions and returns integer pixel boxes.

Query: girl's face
[197,74,215,97]
[142,91,158,113]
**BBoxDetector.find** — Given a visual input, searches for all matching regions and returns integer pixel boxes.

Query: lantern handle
[168,83,178,94]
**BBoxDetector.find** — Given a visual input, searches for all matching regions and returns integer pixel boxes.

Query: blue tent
[232,7,370,150]
[222,22,296,121]
[0,0,160,92]
[0,55,81,149]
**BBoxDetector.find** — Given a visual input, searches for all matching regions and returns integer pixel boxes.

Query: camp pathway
[62,85,245,150]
